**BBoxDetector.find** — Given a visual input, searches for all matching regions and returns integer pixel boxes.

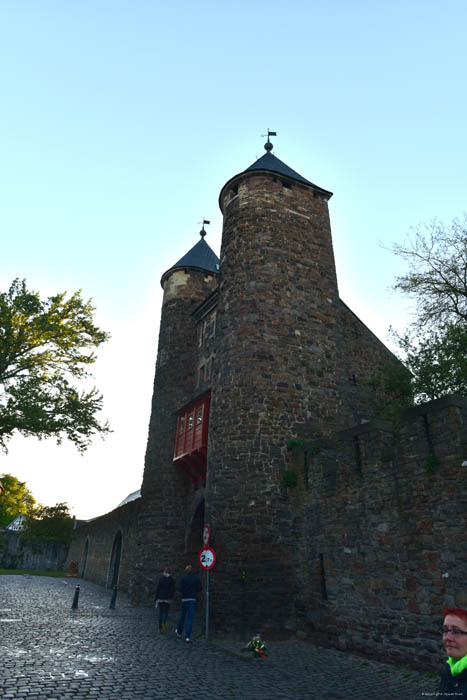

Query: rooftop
[219,138,332,209]
[161,233,220,287]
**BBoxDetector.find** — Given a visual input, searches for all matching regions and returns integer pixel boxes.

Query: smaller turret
[160,225,219,289]
[135,226,219,603]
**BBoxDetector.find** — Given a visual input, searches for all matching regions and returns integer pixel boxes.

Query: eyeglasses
[442,627,467,636]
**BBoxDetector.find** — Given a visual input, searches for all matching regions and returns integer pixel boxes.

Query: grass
[0,569,67,577]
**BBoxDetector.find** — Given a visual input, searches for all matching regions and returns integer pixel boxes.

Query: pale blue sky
[1,0,466,519]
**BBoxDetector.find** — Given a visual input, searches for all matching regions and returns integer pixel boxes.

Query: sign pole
[200,526,214,642]
[205,568,210,641]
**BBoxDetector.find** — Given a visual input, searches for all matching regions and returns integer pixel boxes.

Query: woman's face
[443,615,467,660]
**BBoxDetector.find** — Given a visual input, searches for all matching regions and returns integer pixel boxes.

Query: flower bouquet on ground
[245,634,267,658]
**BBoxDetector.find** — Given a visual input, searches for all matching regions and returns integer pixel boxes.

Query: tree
[22,502,74,545]
[0,473,36,529]
[0,279,110,452]
[390,216,467,401]
[397,324,467,402]
[391,216,467,330]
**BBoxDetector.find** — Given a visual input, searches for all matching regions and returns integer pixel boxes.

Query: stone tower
[205,139,353,631]
[132,230,219,602]
[68,140,466,668]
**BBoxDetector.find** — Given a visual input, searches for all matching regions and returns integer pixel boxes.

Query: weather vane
[199,219,210,237]
[261,129,277,151]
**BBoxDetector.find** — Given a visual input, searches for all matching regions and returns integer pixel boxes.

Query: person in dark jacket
[154,567,175,633]
[439,607,467,698]
[175,565,202,642]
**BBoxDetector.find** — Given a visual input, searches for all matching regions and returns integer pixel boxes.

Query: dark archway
[108,531,122,588]
[79,538,89,578]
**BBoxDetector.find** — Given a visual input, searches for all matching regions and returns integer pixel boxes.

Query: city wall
[66,498,140,592]
[0,530,68,571]
[65,395,467,670]
[290,395,467,669]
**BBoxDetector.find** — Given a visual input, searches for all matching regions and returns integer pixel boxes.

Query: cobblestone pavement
[1,575,439,700]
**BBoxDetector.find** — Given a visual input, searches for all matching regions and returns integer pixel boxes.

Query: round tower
[132,230,219,604]
[206,141,350,631]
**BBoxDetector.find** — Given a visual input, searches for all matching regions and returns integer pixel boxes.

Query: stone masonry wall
[290,395,467,670]
[0,531,68,571]
[339,300,403,424]
[194,302,217,396]
[66,498,140,592]
[206,171,354,633]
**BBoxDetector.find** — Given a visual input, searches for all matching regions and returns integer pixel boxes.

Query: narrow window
[320,554,328,600]
[354,435,362,470]
[179,417,186,435]
[422,414,434,452]
[197,408,203,425]
[188,415,194,431]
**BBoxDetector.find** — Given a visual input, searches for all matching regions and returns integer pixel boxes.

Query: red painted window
[174,392,210,461]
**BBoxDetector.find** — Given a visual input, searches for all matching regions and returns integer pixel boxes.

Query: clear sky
[1,0,466,519]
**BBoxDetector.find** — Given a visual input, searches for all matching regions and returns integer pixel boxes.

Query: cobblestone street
[1,575,439,699]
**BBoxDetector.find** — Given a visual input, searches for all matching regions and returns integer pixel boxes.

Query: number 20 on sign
[199,546,216,570]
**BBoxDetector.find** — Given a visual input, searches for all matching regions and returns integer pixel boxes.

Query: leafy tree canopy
[389,216,467,402]
[0,472,36,529]
[22,502,74,545]
[0,279,110,452]
[391,216,467,331]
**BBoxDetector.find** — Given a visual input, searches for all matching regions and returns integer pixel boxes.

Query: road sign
[202,524,211,545]
[199,546,216,570]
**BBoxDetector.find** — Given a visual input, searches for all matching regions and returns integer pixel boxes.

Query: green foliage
[283,470,298,488]
[389,217,467,401]
[391,216,467,330]
[0,278,111,452]
[286,439,320,454]
[245,634,267,658]
[397,323,467,402]
[308,441,320,456]
[369,360,414,429]
[425,454,439,472]
[0,473,36,529]
[286,439,304,450]
[22,502,74,545]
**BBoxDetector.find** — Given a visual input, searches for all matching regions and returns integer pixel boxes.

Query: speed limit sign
[199,546,216,570]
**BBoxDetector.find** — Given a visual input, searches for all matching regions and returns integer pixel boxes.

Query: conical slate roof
[161,236,219,287]
[219,148,332,210]
[245,151,316,187]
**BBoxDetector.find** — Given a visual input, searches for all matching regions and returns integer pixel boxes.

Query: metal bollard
[71,584,80,609]
[109,585,118,609]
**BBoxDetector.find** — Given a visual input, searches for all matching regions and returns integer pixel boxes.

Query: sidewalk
[0,574,438,699]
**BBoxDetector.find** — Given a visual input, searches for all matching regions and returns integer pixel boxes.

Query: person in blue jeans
[175,565,202,642]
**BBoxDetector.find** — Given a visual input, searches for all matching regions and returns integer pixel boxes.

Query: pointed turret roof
[245,150,316,187]
[171,237,219,272]
[160,233,219,287]
[219,140,332,210]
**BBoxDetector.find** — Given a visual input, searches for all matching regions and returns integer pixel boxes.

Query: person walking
[175,565,202,643]
[439,607,467,698]
[154,567,175,634]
